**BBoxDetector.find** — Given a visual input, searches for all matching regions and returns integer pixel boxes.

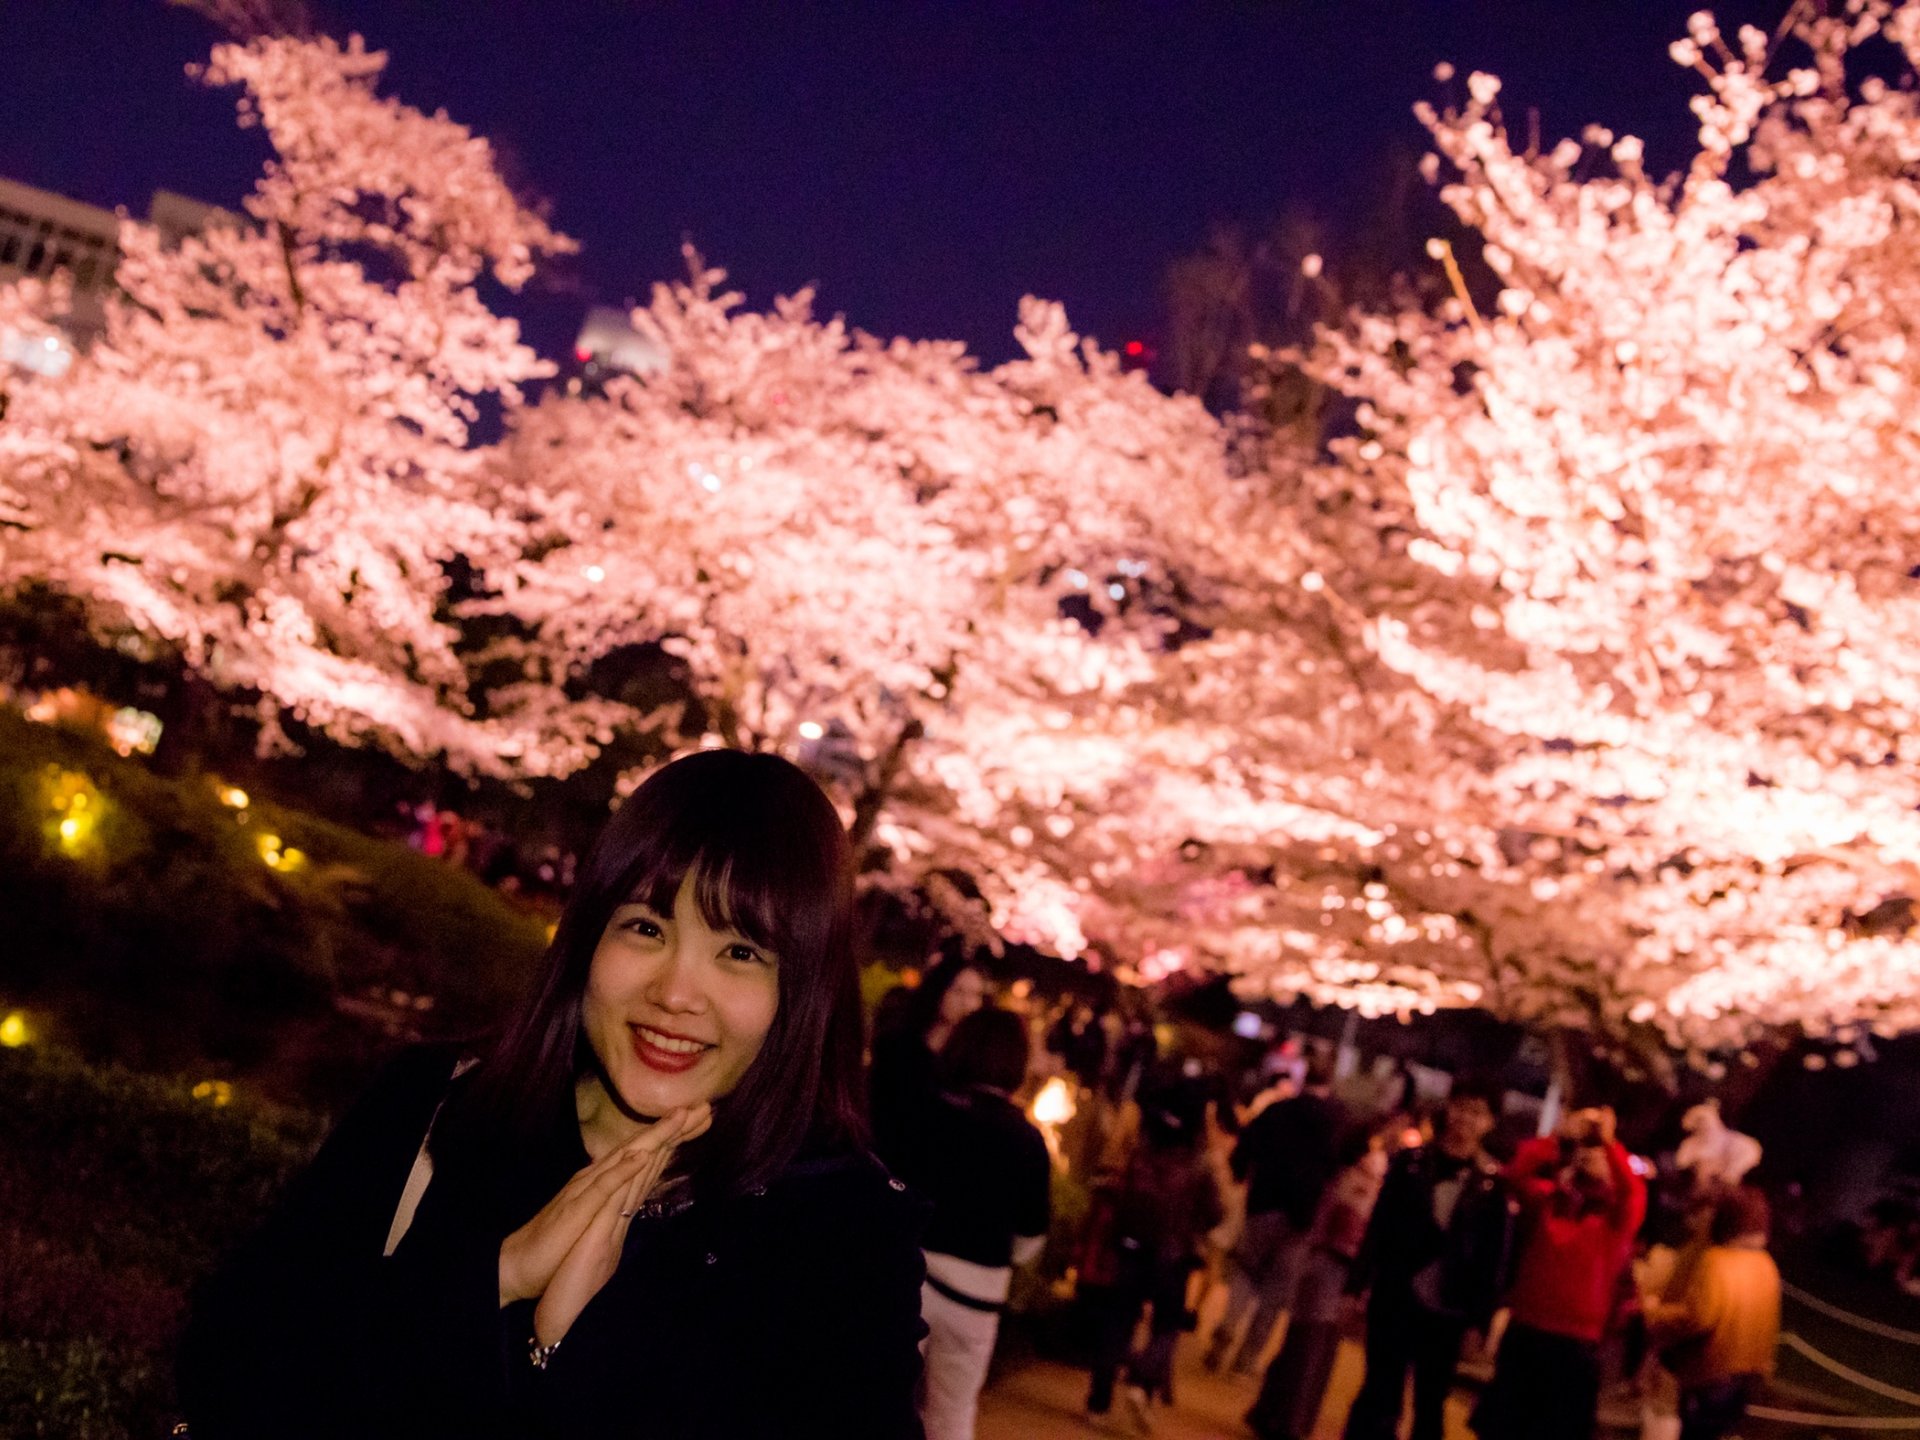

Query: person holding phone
[1472,1106,1646,1440]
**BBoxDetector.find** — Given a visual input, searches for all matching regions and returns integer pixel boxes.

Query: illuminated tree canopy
[1253,0,1920,1044]
[0,36,598,771]
[5,9,1920,1047]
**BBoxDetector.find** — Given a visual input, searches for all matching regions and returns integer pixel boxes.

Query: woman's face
[582,871,781,1119]
[939,967,988,1028]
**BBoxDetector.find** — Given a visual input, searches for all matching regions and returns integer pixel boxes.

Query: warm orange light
[1031,1076,1077,1128]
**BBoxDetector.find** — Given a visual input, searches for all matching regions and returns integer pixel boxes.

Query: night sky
[1,1,1793,364]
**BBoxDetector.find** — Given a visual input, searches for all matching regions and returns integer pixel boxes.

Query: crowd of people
[872,960,1786,1440]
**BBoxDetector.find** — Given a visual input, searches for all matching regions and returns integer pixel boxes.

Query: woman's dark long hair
[435,748,867,1201]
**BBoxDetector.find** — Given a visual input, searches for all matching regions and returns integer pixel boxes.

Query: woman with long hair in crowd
[870,949,990,1170]
[1645,1187,1780,1440]
[180,749,927,1439]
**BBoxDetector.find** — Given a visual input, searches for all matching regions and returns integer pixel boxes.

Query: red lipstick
[629,1022,712,1075]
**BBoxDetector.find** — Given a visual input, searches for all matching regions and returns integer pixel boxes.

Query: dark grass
[0,706,550,1108]
[0,1044,320,1439]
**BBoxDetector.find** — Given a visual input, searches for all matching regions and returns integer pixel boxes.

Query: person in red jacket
[1472,1106,1646,1440]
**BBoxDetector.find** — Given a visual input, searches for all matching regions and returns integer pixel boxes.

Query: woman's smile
[629,1022,716,1071]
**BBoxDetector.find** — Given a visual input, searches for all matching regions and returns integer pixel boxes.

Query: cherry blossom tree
[495,258,1258,955]
[7,11,1916,1055]
[1251,0,1920,1048]
[0,35,598,772]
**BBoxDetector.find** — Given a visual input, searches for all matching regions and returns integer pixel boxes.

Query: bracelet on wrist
[528,1331,562,1371]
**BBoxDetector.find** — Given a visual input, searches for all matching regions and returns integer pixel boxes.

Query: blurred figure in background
[1080,1088,1223,1432]
[1339,1088,1511,1440]
[1048,1000,1110,1091]
[899,1006,1051,1440]
[1472,1106,1647,1440]
[1644,1187,1780,1440]
[1246,1125,1388,1440]
[870,953,989,1174]
[1204,1054,1344,1378]
[1673,1101,1762,1199]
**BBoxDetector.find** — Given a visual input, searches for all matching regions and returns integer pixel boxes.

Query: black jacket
[1351,1144,1515,1326]
[904,1085,1052,1270]
[179,1047,928,1440]
[1230,1090,1344,1230]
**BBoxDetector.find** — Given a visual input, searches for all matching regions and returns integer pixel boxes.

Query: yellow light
[191,1079,233,1107]
[0,1013,29,1048]
[257,834,307,872]
[44,767,105,856]
[217,785,249,809]
[1031,1076,1077,1128]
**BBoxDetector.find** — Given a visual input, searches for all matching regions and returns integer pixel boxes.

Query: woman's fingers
[558,1106,706,1221]
[505,1104,708,1305]
[515,1104,708,1320]
[556,1102,706,1194]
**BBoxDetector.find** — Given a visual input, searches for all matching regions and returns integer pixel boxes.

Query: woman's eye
[621,916,664,939]
[725,943,768,965]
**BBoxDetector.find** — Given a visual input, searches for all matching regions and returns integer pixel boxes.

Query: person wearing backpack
[1245,1125,1388,1440]
[1080,1091,1223,1431]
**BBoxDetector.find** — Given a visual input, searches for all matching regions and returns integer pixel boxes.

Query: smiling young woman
[179,750,928,1440]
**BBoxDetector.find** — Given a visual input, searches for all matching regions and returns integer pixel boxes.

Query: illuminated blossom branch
[496,262,1252,956]
[0,36,603,772]
[1278,0,1920,1044]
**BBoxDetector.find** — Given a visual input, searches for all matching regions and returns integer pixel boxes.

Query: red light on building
[1124,340,1145,357]
[574,345,593,363]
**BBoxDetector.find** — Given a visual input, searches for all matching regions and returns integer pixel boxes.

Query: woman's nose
[642,941,707,1011]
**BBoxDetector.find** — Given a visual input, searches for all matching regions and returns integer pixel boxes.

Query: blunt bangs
[609,754,847,974]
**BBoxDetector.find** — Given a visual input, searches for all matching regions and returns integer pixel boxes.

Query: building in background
[0,176,240,375]
[568,303,667,393]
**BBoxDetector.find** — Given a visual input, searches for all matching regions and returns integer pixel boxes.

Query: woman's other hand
[498,1104,710,1309]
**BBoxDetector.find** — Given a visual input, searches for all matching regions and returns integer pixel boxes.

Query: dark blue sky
[1,1,1790,363]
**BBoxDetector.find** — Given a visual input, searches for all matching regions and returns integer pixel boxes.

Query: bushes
[0,707,574,1435]
[0,1043,321,1440]
[0,707,549,1105]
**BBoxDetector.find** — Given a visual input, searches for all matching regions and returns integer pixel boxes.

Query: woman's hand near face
[529,1103,713,1347]
[498,1104,711,1310]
